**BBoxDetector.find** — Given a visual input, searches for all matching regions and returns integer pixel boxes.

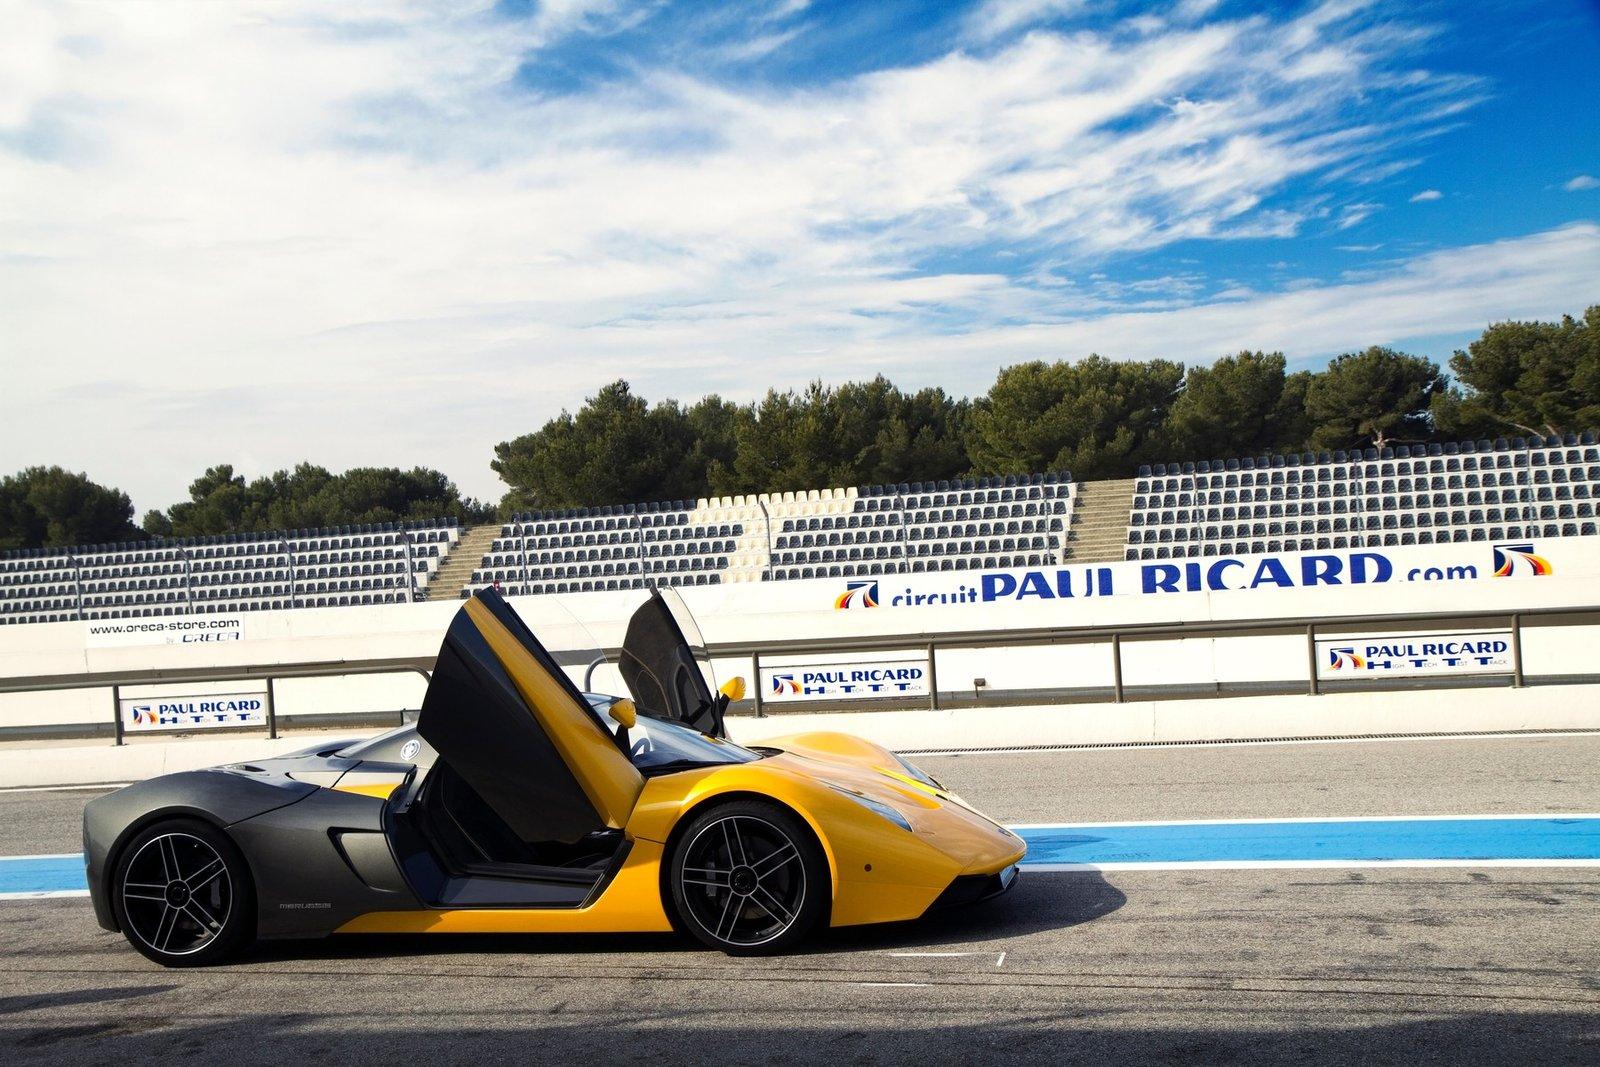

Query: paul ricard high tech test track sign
[761,656,930,702]
[119,689,269,732]
[1315,630,1515,680]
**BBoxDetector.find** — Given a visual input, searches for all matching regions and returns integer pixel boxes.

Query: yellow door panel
[464,597,643,829]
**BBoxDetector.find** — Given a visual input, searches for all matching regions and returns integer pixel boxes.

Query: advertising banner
[86,614,245,648]
[120,690,269,732]
[1315,630,1515,679]
[762,657,930,702]
[829,539,1564,612]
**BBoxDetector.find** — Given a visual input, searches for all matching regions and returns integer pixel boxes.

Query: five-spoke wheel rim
[121,832,232,957]
[679,815,805,947]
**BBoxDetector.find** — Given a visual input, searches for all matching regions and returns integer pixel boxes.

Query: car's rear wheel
[111,818,254,967]
[668,800,828,956]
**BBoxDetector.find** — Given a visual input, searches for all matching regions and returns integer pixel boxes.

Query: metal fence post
[927,643,939,711]
[1511,613,1525,688]
[758,501,774,582]
[1307,624,1319,696]
[180,547,195,612]
[111,684,124,746]
[1111,634,1124,703]
[265,677,278,739]
[404,536,416,603]
[283,537,297,608]
[752,650,764,718]
[70,554,85,621]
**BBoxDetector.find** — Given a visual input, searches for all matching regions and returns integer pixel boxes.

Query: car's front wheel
[111,818,254,967]
[668,800,829,955]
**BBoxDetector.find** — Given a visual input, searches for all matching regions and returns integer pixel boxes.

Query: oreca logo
[834,580,879,610]
[1492,543,1553,577]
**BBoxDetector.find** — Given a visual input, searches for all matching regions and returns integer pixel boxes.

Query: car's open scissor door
[619,588,722,736]
[417,589,643,845]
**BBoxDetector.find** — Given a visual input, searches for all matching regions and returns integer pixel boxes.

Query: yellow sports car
[83,589,1023,965]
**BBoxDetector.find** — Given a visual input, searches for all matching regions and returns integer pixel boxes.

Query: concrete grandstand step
[422,524,501,600]
[1064,477,1138,563]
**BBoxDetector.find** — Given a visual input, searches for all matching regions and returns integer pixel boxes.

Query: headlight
[829,785,913,833]
[893,753,943,791]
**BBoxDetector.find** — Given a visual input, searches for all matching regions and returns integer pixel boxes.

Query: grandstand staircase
[423,524,500,601]
[1063,478,1137,563]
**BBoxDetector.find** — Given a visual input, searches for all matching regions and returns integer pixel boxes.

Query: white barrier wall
[4,537,1600,736]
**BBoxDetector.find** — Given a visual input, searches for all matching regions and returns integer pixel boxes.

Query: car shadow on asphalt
[239,869,1123,964]
[815,869,1125,954]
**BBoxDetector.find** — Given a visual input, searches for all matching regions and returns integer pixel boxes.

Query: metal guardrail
[1,604,1596,742]
[727,603,1600,716]
[0,658,433,745]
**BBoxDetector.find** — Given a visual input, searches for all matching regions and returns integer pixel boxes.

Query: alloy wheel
[120,832,233,958]
[678,814,807,947]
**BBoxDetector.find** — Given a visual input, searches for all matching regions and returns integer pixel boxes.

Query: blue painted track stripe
[0,855,87,896]
[3,816,1599,897]
[1012,817,1600,866]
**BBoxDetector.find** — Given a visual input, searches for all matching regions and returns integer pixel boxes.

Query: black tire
[110,818,255,967]
[668,800,829,956]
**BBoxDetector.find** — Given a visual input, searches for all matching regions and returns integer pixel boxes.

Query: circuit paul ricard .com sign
[1315,631,1514,680]
[828,540,1565,611]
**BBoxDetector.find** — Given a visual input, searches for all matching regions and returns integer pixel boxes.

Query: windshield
[587,695,759,773]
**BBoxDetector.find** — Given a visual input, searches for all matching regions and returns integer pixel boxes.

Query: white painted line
[995,952,1006,968]
[0,852,83,860]
[889,951,975,958]
[904,729,1600,757]
[857,982,932,988]
[0,783,130,794]
[1010,813,1600,829]
[0,889,90,900]
[1026,858,1600,872]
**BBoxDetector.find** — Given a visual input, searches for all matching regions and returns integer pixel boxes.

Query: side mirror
[609,697,638,728]
[719,677,746,702]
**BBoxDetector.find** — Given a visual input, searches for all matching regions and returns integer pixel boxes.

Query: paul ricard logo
[834,580,879,610]
[128,705,158,725]
[769,673,802,695]
[1326,647,1366,671]
[1492,543,1553,578]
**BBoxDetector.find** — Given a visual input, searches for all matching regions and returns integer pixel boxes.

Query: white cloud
[1410,188,1442,201]
[1565,174,1600,192]
[964,0,1086,41]
[0,0,1572,510]
[1336,201,1383,228]
[892,224,1600,371]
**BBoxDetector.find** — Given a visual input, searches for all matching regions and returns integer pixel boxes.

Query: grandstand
[1125,433,1600,560]
[469,472,1073,596]
[0,519,459,625]
[5,434,1600,624]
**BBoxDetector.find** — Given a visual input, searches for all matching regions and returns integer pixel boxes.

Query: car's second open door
[618,588,722,736]
[417,589,643,845]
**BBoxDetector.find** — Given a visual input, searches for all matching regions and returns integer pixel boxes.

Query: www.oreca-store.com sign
[762,658,930,701]
[120,690,269,732]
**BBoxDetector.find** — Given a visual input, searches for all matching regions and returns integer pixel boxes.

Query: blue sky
[2,0,1599,508]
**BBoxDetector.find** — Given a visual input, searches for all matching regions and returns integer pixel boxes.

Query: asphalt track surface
[1,734,1597,1064]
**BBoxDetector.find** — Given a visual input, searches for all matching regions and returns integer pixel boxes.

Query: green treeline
[3,306,1595,550]
[493,305,1600,506]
